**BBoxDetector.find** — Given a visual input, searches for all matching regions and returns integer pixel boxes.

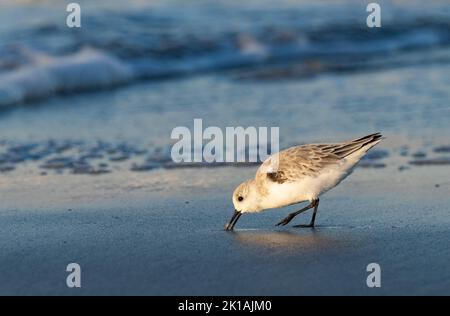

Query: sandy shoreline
[0,159,449,295]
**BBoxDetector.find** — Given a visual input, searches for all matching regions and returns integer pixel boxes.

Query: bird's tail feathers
[333,133,383,159]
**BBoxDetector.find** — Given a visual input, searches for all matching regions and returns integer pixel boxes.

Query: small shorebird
[225,133,383,230]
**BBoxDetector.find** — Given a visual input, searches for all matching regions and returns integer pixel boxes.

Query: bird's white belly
[263,181,310,209]
[262,165,352,209]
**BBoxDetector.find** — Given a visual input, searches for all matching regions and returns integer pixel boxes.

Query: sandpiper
[225,133,383,230]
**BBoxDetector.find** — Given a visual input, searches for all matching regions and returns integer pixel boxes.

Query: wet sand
[0,154,449,295]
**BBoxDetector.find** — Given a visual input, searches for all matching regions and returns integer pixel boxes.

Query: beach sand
[0,154,449,295]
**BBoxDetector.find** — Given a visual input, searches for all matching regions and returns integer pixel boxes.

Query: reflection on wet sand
[229,230,345,252]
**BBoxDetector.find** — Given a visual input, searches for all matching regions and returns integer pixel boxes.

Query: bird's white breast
[261,160,354,210]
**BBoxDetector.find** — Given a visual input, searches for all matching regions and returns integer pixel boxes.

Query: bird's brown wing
[257,145,340,184]
[257,133,382,184]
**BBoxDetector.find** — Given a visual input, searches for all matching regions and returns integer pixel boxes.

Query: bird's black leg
[293,198,319,228]
[276,201,314,226]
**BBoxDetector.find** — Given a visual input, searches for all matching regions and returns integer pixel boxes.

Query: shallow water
[1,62,450,142]
[0,62,449,177]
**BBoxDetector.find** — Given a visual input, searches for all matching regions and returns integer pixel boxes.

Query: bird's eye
[238,196,244,202]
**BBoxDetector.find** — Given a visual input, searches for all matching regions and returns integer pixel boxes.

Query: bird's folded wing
[257,133,382,184]
[257,145,340,184]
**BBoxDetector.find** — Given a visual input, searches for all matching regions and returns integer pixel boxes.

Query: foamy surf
[0,1,449,107]
[0,47,134,106]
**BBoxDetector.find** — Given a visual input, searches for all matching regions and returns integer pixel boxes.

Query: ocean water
[1,0,450,104]
[0,0,449,172]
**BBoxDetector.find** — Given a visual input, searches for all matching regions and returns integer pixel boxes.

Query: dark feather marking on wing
[267,171,287,184]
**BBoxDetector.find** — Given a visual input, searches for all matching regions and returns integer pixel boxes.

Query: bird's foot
[293,223,315,228]
[276,215,295,226]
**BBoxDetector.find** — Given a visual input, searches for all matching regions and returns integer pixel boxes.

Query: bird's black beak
[225,209,242,231]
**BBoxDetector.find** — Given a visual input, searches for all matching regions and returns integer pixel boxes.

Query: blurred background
[0,0,449,171]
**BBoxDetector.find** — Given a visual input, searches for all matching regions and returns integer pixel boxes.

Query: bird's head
[225,179,261,231]
[232,179,260,212]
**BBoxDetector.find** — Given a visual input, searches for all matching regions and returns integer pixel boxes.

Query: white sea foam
[0,18,447,107]
[0,47,134,106]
